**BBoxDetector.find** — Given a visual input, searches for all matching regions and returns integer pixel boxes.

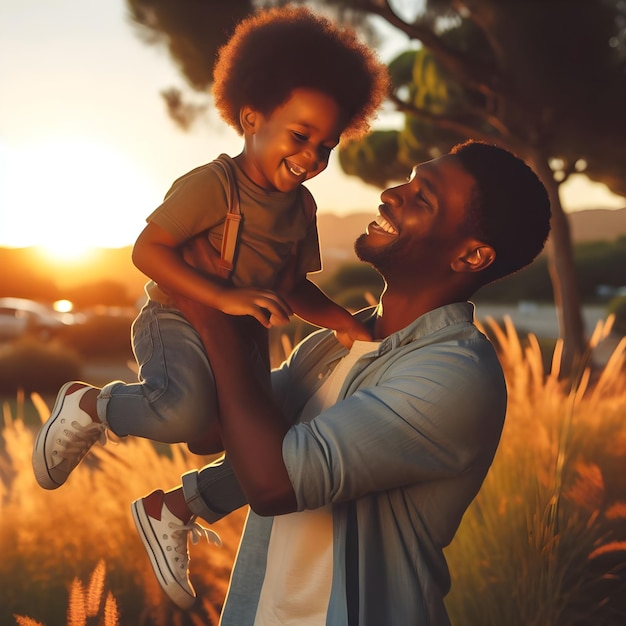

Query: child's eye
[292,131,308,142]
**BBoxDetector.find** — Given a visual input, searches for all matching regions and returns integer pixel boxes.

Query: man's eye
[415,193,432,210]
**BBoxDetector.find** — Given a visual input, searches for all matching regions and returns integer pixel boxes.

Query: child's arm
[286,277,371,347]
[132,221,291,328]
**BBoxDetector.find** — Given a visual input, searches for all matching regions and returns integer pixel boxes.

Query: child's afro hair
[212,5,389,140]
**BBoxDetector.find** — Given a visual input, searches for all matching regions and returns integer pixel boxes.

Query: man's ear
[240,106,258,134]
[451,243,496,273]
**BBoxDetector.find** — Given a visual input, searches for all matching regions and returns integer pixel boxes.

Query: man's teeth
[374,214,397,234]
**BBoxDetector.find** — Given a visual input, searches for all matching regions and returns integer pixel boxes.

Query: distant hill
[567,207,626,243]
[1,206,624,302]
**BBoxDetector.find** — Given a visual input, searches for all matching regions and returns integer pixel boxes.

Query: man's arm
[172,291,297,516]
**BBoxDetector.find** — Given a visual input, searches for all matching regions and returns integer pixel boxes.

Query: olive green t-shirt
[145,154,321,299]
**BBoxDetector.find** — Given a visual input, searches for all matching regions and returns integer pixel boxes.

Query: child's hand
[218,287,292,328]
[334,318,372,349]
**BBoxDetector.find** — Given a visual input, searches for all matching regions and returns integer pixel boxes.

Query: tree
[125,0,626,373]
[126,0,256,128]
[335,0,626,374]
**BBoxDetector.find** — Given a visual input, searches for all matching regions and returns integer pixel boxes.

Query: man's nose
[380,185,401,206]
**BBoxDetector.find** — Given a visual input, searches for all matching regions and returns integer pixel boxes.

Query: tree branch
[388,92,524,153]
[356,0,507,99]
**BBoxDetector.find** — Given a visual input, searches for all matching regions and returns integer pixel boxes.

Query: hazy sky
[1,0,624,253]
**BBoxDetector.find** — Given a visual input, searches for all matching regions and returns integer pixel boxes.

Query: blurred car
[0,297,85,342]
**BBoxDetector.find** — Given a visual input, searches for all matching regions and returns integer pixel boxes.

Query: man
[132,140,551,624]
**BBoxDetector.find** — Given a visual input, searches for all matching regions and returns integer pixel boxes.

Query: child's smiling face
[238,88,345,193]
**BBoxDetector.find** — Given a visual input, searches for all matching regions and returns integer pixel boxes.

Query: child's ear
[240,106,258,134]
[451,243,495,273]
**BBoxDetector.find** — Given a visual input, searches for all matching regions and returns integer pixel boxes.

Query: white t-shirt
[254,340,379,625]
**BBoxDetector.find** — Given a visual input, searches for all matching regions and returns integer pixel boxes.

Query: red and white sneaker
[131,490,221,609]
[32,381,106,489]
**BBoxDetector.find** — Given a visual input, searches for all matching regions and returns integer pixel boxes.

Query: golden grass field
[1,317,625,625]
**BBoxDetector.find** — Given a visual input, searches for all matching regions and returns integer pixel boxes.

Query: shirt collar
[356,301,476,354]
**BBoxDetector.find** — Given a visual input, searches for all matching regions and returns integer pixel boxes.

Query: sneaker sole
[131,499,196,610]
[32,381,78,490]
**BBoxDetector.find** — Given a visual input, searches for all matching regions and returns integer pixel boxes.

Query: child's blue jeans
[96,300,219,443]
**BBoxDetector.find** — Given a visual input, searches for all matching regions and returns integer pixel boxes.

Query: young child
[32,6,389,488]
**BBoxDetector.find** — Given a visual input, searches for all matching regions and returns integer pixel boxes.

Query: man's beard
[354,232,402,271]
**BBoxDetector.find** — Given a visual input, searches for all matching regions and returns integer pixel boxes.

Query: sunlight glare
[40,241,95,261]
[53,299,74,313]
[0,137,160,248]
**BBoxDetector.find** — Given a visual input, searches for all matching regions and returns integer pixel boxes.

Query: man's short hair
[452,141,551,283]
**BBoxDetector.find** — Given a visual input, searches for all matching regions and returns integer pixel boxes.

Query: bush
[0,337,81,393]
[60,314,135,359]
[319,263,384,300]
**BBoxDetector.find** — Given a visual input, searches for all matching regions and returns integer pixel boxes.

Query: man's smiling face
[355,155,478,278]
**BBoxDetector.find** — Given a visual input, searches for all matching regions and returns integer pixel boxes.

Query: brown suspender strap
[211,159,315,281]
[212,158,241,280]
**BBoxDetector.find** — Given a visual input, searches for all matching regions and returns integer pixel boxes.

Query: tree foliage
[338,0,626,192]
[126,0,256,127]
[127,0,256,90]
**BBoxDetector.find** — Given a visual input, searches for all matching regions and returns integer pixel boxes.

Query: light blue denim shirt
[185,302,507,626]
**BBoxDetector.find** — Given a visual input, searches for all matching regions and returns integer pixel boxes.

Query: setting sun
[0,137,159,249]
[38,242,96,262]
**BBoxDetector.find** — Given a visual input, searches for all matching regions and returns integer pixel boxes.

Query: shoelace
[59,420,107,461]
[170,517,222,552]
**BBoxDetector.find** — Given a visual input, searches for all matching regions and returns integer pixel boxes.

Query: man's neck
[373,286,469,340]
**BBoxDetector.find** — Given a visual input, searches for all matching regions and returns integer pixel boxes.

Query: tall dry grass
[445,316,626,625]
[0,394,246,625]
[0,318,625,625]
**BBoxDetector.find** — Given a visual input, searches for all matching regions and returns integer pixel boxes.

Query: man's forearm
[192,307,298,516]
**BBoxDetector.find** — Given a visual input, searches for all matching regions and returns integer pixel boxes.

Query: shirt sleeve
[282,339,507,511]
[292,186,322,276]
[147,163,229,245]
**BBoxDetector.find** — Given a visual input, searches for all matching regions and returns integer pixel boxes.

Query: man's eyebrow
[422,176,436,201]
[411,167,437,205]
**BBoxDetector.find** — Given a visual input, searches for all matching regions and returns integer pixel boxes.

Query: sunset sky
[1,0,624,257]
